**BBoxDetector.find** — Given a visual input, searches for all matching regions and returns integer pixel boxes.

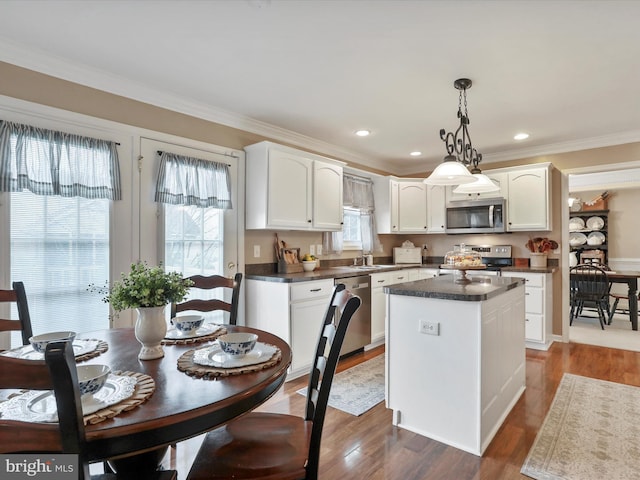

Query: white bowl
[218,332,258,357]
[77,364,110,396]
[171,315,205,334]
[29,331,76,354]
[302,260,317,272]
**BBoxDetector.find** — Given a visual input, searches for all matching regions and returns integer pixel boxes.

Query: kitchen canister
[530,252,548,268]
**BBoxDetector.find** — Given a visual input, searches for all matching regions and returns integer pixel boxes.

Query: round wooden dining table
[77,326,291,476]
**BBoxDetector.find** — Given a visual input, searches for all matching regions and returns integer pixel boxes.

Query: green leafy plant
[90,262,193,312]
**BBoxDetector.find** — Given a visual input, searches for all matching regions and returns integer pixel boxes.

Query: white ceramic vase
[134,306,167,360]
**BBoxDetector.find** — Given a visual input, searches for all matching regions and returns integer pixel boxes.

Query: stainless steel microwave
[445,198,506,234]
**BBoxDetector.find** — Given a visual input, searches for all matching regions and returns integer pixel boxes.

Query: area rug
[521,373,640,479]
[297,354,384,416]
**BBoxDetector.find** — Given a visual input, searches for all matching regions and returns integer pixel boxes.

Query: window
[11,192,110,337]
[0,120,120,344]
[342,207,363,250]
[156,150,233,323]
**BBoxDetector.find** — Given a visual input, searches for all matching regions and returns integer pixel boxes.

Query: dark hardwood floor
[163,341,640,479]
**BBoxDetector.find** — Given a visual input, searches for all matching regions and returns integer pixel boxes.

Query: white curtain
[155,151,232,209]
[0,120,121,199]
[323,173,381,254]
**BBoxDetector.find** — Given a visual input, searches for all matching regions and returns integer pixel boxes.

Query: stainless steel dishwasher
[334,274,371,356]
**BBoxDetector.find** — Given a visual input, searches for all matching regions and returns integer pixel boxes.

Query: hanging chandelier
[424,78,486,186]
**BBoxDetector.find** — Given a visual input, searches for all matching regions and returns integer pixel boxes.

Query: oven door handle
[489,205,494,228]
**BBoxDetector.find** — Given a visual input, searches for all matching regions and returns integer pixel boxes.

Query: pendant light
[452,162,500,194]
[424,78,483,186]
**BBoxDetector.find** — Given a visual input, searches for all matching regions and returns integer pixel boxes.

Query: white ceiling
[1,0,639,175]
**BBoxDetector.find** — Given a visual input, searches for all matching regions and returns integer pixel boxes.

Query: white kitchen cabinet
[501,271,553,350]
[506,165,551,231]
[376,178,440,234]
[245,141,344,231]
[370,271,393,344]
[245,278,334,379]
[371,267,437,345]
[426,184,447,233]
[373,177,399,233]
[398,181,428,232]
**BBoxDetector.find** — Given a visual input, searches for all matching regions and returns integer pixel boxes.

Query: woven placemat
[83,370,155,425]
[177,345,282,379]
[162,326,227,346]
[75,339,109,363]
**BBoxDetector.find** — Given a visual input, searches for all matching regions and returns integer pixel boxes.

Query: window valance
[154,151,232,209]
[0,120,121,200]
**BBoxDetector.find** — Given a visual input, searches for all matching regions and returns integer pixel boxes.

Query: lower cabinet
[245,278,333,379]
[501,271,553,350]
[371,268,439,345]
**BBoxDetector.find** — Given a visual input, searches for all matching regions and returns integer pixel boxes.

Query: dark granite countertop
[245,264,439,283]
[245,263,556,283]
[384,275,525,302]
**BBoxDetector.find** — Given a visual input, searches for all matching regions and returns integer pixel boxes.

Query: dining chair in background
[186,283,362,480]
[608,289,640,325]
[0,340,177,480]
[570,264,610,330]
[171,273,243,325]
[0,281,33,347]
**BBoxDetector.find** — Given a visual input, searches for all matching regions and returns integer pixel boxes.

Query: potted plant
[99,262,193,360]
[525,237,558,268]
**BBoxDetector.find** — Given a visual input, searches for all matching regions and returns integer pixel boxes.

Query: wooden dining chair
[0,341,177,480]
[0,281,34,346]
[608,290,639,325]
[171,273,243,325]
[570,264,610,329]
[186,283,361,480]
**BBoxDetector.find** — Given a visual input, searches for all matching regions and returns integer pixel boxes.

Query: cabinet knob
[308,219,312,223]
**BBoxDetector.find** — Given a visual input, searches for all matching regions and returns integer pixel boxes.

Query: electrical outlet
[309,245,315,256]
[253,245,260,258]
[419,319,439,336]
[316,244,322,256]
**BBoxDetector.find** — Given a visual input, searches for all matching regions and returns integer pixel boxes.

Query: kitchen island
[384,275,526,456]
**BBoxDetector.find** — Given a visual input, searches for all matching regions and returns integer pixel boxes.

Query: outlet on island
[419,319,439,336]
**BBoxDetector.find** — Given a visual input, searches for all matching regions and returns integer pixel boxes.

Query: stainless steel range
[455,244,513,271]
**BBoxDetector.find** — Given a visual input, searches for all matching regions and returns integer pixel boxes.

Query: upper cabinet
[245,141,344,231]
[374,177,448,234]
[398,181,428,232]
[426,184,447,233]
[445,164,551,232]
[505,165,551,232]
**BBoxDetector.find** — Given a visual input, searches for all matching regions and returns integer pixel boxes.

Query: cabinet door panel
[290,297,327,372]
[507,169,548,231]
[398,182,427,232]
[313,161,343,230]
[525,313,544,342]
[427,184,447,233]
[267,151,312,228]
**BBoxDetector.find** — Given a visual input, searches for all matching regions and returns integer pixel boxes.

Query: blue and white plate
[0,339,100,360]
[0,374,136,422]
[193,342,277,369]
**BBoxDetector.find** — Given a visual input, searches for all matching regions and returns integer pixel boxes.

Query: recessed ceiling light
[410,151,422,156]
[355,130,371,137]
[514,133,530,140]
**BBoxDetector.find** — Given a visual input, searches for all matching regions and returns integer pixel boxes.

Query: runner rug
[522,373,640,479]
[297,354,384,416]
